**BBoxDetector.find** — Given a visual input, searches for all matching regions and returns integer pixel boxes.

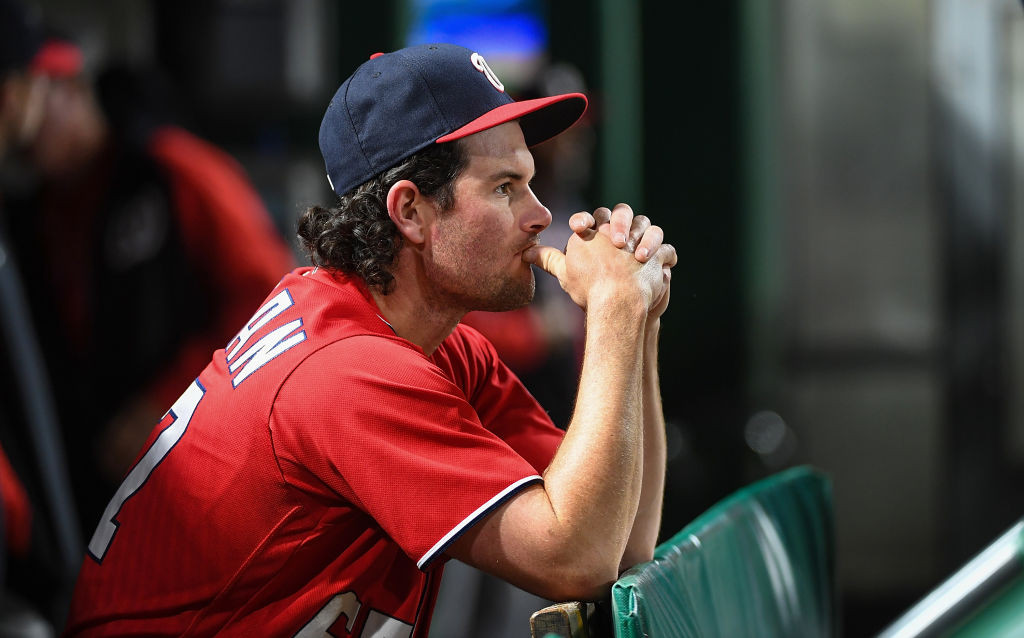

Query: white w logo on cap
[470,52,505,93]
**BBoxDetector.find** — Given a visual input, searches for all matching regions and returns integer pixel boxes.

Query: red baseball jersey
[65,267,565,637]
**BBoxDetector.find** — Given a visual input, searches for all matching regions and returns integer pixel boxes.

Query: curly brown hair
[297,140,467,294]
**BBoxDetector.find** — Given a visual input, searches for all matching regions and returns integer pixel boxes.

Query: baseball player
[64,43,675,636]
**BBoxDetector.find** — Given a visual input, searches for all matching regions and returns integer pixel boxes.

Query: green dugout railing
[531,468,1024,638]
[610,466,834,637]
[532,465,835,637]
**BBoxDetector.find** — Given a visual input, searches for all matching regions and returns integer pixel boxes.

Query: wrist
[644,312,661,340]
[643,325,660,376]
[587,284,647,320]
[587,294,648,333]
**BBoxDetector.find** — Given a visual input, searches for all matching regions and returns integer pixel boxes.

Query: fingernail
[615,233,626,244]
[637,247,649,260]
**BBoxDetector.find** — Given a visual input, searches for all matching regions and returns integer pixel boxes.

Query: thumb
[522,245,565,281]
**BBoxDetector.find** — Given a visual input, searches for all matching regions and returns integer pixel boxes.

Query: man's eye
[496,183,511,195]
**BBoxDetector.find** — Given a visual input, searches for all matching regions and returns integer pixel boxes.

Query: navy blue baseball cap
[318,43,588,196]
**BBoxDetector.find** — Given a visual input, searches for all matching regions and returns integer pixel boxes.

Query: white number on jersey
[296,590,413,638]
[87,380,206,562]
[296,592,361,637]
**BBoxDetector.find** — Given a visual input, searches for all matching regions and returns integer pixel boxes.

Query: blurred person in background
[1,2,84,632]
[0,0,295,544]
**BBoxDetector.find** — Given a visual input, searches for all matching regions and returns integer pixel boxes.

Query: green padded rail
[611,466,835,638]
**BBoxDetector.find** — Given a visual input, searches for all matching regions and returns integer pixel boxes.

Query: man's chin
[476,275,536,312]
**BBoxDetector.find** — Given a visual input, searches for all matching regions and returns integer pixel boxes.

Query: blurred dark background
[11,0,1024,636]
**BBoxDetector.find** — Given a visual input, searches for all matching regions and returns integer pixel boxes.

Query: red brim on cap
[29,40,83,78]
[436,92,588,147]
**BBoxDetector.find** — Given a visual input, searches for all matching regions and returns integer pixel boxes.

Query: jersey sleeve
[270,335,553,570]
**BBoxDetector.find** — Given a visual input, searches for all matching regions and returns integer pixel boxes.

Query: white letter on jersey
[228,318,306,387]
[225,289,295,360]
[88,380,206,562]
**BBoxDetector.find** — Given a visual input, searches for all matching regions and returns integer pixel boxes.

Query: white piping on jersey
[416,474,542,569]
[376,314,395,333]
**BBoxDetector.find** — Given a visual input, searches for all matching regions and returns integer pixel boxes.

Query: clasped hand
[523,203,676,319]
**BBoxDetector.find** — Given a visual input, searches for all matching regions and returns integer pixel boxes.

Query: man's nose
[521,188,552,233]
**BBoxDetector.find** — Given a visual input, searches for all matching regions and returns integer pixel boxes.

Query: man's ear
[386,179,433,245]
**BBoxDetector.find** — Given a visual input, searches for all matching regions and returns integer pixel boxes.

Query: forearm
[620,320,666,571]
[448,225,675,601]
[539,294,648,587]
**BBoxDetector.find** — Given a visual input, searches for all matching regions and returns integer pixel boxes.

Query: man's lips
[518,237,541,255]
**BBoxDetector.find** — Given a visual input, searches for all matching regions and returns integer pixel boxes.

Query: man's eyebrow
[487,169,532,182]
